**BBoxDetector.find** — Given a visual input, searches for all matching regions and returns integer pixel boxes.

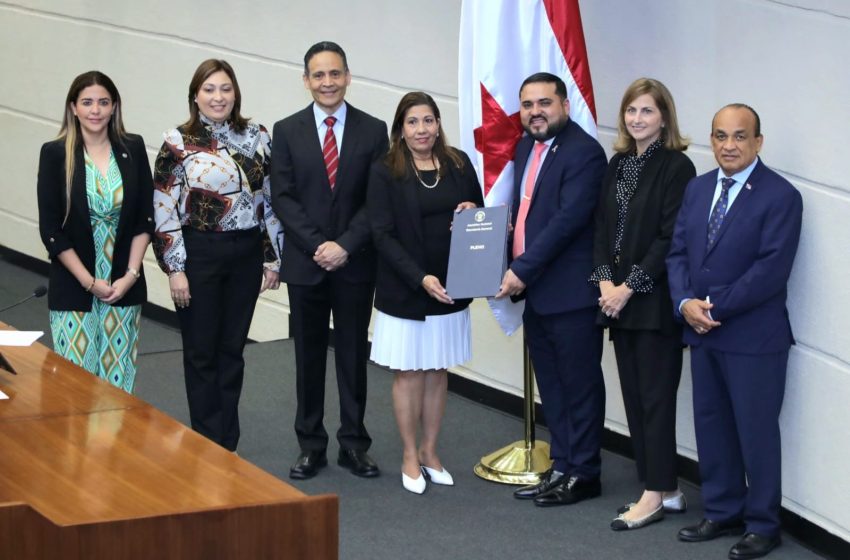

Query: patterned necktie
[322,116,339,190]
[706,177,735,250]
[512,142,548,258]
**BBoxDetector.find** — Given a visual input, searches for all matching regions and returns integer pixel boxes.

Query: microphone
[0,285,48,314]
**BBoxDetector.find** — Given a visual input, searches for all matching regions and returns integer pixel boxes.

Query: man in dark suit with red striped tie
[270,41,388,480]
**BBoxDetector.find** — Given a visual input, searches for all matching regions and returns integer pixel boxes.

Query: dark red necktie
[322,116,339,190]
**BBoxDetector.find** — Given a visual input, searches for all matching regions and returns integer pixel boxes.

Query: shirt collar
[633,138,663,161]
[716,156,759,186]
[313,102,347,129]
[199,112,230,133]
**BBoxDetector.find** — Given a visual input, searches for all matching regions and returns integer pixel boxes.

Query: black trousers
[177,228,263,451]
[287,275,374,452]
[610,328,683,490]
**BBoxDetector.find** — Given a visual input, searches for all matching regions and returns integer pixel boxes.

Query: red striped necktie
[322,116,339,190]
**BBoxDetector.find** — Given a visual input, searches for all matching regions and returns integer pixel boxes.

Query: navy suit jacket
[270,102,388,286]
[508,119,607,315]
[666,159,803,354]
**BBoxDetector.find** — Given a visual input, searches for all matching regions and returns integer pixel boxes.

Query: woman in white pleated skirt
[367,92,483,494]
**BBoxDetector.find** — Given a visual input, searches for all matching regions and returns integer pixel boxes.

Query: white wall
[1,0,847,542]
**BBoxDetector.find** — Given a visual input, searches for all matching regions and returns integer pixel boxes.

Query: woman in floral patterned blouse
[153,59,282,452]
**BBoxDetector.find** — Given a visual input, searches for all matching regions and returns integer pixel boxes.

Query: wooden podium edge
[1,494,339,560]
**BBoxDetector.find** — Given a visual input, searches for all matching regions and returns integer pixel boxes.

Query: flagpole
[473,332,552,484]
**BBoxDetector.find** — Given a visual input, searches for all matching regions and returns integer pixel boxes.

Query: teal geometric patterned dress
[49,152,142,393]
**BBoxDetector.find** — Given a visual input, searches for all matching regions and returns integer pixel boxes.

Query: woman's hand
[102,273,136,304]
[169,271,191,309]
[422,275,454,305]
[450,201,479,231]
[260,269,280,293]
[89,279,115,301]
[598,282,633,319]
[454,201,478,213]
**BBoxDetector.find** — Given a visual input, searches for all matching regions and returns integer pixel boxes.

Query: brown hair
[57,71,127,224]
[613,78,689,153]
[385,91,463,180]
[182,59,249,133]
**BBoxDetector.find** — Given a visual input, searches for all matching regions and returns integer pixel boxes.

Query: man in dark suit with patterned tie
[667,104,803,559]
[496,72,607,507]
[270,41,388,480]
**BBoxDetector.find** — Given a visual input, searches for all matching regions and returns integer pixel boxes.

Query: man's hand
[682,298,721,334]
[495,268,526,299]
[314,241,349,271]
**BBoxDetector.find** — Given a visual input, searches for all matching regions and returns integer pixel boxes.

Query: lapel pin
[551,145,559,153]
[122,153,128,158]
[745,183,751,190]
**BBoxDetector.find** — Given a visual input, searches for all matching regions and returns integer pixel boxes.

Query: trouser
[177,227,263,451]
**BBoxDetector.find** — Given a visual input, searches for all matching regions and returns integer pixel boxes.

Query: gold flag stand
[474,334,552,484]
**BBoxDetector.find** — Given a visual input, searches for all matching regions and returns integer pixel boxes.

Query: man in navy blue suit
[496,73,607,507]
[667,104,802,560]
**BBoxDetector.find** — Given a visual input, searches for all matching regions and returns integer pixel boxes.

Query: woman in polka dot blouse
[589,78,695,531]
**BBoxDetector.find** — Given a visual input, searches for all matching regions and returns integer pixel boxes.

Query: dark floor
[0,255,826,559]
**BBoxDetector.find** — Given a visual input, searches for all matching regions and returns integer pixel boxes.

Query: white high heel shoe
[402,472,426,494]
[421,465,454,486]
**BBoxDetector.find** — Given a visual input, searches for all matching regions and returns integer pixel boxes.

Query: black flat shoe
[338,449,380,477]
[533,476,601,507]
[678,518,745,542]
[729,533,781,560]
[289,449,327,479]
[513,469,565,500]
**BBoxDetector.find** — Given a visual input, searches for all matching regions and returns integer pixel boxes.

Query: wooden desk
[0,327,338,559]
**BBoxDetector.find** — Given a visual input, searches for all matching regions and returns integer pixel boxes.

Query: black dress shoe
[533,476,601,507]
[290,450,327,480]
[513,469,565,500]
[337,449,380,477]
[678,518,746,542]
[729,533,781,560]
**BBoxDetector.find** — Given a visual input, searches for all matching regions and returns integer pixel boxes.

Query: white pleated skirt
[370,308,471,371]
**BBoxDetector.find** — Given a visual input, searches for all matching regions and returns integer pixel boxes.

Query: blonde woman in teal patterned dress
[37,71,154,393]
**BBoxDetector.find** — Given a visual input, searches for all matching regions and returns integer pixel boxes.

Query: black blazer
[37,134,155,311]
[368,149,484,321]
[592,147,695,333]
[270,103,389,286]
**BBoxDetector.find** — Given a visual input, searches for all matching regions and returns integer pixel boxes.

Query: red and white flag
[459,0,598,334]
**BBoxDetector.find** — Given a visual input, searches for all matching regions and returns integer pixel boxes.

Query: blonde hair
[613,78,689,153]
[57,71,127,223]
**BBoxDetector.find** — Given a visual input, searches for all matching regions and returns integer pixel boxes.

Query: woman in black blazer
[368,92,483,494]
[590,78,696,530]
[37,71,154,393]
